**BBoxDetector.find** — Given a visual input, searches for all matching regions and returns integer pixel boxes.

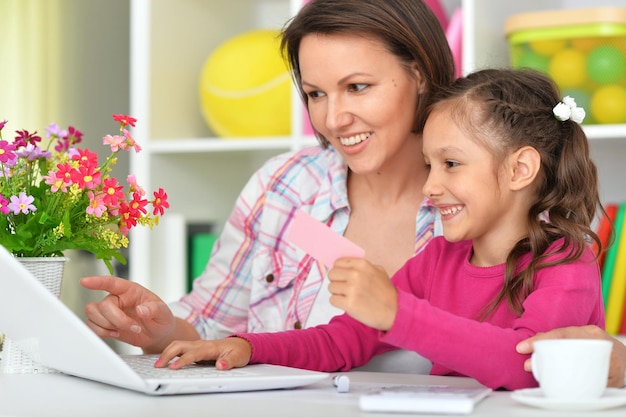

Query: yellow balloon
[590,85,626,124]
[549,49,588,90]
[199,29,291,137]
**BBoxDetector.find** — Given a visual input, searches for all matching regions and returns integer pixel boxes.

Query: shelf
[142,126,625,154]
[128,0,303,292]
[584,125,626,141]
[146,136,318,153]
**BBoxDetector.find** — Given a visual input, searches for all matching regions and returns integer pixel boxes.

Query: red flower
[71,148,99,169]
[112,114,137,128]
[14,130,42,147]
[129,192,148,216]
[152,188,169,216]
[54,163,74,184]
[67,126,84,145]
[118,201,139,233]
[70,165,102,190]
[102,177,124,208]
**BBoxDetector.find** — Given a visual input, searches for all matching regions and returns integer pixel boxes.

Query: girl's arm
[239,313,397,372]
[155,311,398,372]
[383,249,603,390]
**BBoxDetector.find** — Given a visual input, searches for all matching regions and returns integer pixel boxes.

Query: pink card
[286,209,365,268]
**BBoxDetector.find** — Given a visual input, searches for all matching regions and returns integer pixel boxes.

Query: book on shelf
[604,202,626,334]
[594,203,618,271]
[187,223,218,292]
[620,291,626,335]
[601,203,626,311]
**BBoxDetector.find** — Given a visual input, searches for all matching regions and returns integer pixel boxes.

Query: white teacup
[531,338,612,400]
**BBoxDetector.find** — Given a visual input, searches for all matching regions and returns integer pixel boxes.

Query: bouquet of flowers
[0,114,169,273]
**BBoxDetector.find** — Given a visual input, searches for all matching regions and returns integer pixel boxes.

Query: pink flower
[0,140,16,164]
[8,192,36,214]
[15,143,51,161]
[123,129,142,153]
[43,171,68,193]
[127,174,145,196]
[0,195,9,215]
[103,134,126,152]
[86,191,106,217]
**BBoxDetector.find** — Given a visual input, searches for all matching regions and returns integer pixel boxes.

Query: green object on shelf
[188,233,218,292]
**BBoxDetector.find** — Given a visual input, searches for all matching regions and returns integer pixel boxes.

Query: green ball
[517,50,550,73]
[587,45,626,85]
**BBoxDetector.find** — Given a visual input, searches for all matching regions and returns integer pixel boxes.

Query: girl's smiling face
[299,33,423,175]
[421,105,529,261]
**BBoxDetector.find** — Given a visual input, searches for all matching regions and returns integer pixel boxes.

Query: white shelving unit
[129,0,626,302]
[128,0,310,301]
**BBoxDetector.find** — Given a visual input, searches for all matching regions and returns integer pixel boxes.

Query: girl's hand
[328,258,398,331]
[155,337,253,370]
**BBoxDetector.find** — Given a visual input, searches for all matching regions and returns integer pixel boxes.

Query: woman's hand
[328,258,398,330]
[155,337,253,370]
[516,325,626,388]
[81,276,197,353]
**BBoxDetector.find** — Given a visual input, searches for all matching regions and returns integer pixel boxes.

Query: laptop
[0,245,329,395]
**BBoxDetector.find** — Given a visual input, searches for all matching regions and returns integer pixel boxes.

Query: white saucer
[511,388,626,411]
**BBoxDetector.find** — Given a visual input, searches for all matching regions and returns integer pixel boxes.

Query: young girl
[159,68,606,390]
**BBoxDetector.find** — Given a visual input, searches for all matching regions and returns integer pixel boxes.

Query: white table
[0,371,624,417]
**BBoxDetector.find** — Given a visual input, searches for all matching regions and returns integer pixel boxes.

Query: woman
[81,0,454,373]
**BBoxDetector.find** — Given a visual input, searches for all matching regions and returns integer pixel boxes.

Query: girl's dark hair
[428,68,606,318]
[281,0,455,147]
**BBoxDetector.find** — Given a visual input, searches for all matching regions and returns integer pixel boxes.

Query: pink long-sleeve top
[237,236,604,390]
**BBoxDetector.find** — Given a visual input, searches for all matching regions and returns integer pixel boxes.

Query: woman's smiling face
[299,33,423,175]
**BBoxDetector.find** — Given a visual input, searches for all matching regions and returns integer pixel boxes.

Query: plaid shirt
[169,146,440,339]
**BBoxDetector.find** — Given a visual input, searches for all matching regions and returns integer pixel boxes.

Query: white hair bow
[553,96,586,124]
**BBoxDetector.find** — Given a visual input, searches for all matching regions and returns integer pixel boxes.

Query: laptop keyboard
[122,354,254,379]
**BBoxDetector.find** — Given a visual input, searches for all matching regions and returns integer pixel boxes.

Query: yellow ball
[549,48,588,90]
[570,37,600,53]
[199,29,291,137]
[530,39,567,56]
[590,85,626,124]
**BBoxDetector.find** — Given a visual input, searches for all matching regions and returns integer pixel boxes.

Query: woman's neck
[347,139,427,205]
